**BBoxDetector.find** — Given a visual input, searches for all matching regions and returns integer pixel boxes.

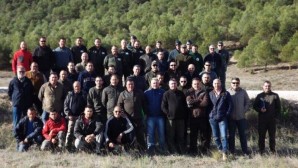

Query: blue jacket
[144,88,165,117]
[8,77,33,109]
[53,47,73,69]
[209,90,233,121]
[78,70,96,93]
[14,116,43,143]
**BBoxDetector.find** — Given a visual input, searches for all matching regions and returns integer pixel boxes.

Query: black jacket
[161,89,187,120]
[74,115,104,141]
[64,91,87,117]
[33,46,55,72]
[14,116,43,143]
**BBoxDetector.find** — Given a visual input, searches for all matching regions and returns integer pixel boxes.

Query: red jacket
[12,49,33,73]
[42,116,66,140]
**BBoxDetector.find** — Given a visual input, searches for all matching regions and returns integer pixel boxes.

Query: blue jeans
[41,111,49,124]
[209,118,228,153]
[17,135,43,152]
[228,119,248,154]
[12,106,25,129]
[147,116,166,149]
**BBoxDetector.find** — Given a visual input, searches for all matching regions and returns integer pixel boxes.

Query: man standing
[33,37,55,79]
[209,79,232,160]
[175,44,195,74]
[227,77,250,155]
[8,66,34,128]
[144,60,159,86]
[204,44,222,77]
[186,78,210,155]
[168,40,181,62]
[216,41,230,89]
[64,81,87,150]
[117,79,147,150]
[75,52,89,73]
[71,37,87,65]
[88,76,107,123]
[253,81,281,154]
[128,65,148,92]
[102,74,124,119]
[41,111,66,151]
[53,38,73,74]
[103,46,124,78]
[25,62,47,115]
[78,62,96,93]
[12,41,33,75]
[14,107,43,152]
[144,78,166,154]
[88,38,107,77]
[59,70,73,93]
[39,72,65,123]
[199,61,218,83]
[189,45,204,73]
[139,45,157,74]
[118,39,133,80]
[161,79,187,154]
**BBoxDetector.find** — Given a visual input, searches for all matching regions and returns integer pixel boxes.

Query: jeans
[146,116,166,150]
[209,118,228,153]
[12,106,26,129]
[41,111,49,124]
[17,135,43,152]
[228,118,248,154]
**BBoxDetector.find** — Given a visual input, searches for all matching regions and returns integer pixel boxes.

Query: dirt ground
[0,62,297,90]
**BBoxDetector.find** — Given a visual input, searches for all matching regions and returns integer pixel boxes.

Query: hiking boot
[222,153,228,161]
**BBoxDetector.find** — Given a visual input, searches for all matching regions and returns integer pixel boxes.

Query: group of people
[8,35,281,160]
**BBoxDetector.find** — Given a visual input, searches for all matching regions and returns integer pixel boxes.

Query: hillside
[0,0,297,69]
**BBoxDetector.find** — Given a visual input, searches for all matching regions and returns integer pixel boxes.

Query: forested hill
[0,0,297,68]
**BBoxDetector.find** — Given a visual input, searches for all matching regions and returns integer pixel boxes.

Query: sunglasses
[205,64,211,66]
[180,81,187,83]
[152,65,158,67]
[170,65,176,66]
[40,41,46,42]
[114,111,121,113]
[232,82,239,84]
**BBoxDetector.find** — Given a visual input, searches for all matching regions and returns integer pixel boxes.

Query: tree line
[0,0,297,69]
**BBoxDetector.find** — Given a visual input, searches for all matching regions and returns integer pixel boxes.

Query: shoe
[222,153,228,161]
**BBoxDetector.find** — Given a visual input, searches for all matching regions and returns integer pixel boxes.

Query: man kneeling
[14,107,43,152]
[74,105,104,153]
[104,106,135,153]
[41,110,66,151]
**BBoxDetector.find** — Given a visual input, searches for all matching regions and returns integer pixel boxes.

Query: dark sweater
[161,89,187,120]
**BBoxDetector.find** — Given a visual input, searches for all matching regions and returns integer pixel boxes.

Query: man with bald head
[12,41,33,75]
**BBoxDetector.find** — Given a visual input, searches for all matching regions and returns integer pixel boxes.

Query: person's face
[76,38,82,46]
[113,107,122,118]
[49,112,58,120]
[108,67,116,74]
[68,63,75,72]
[81,53,88,62]
[192,80,201,90]
[59,71,67,81]
[126,81,134,91]
[169,80,177,90]
[20,42,27,50]
[130,37,136,44]
[49,74,58,85]
[95,77,103,87]
[59,39,66,47]
[175,44,180,50]
[73,82,81,93]
[110,76,119,86]
[157,75,164,83]
[95,39,101,47]
[179,78,187,87]
[39,38,46,47]
[213,79,221,90]
[111,46,117,55]
[151,80,159,89]
[145,46,151,54]
[169,62,177,70]
[204,63,211,71]
[188,65,195,73]
[134,41,140,48]
[263,82,271,93]
[187,44,192,50]
[157,52,164,60]
[217,43,223,50]
[84,108,93,119]
[191,46,197,53]
[156,42,161,49]
[202,74,210,84]
[86,63,94,72]
[30,63,39,72]
[209,45,215,54]
[231,80,240,90]
[151,64,158,71]
[17,67,26,78]
[133,67,141,76]
[27,110,36,121]
[180,47,187,54]
[121,40,127,48]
